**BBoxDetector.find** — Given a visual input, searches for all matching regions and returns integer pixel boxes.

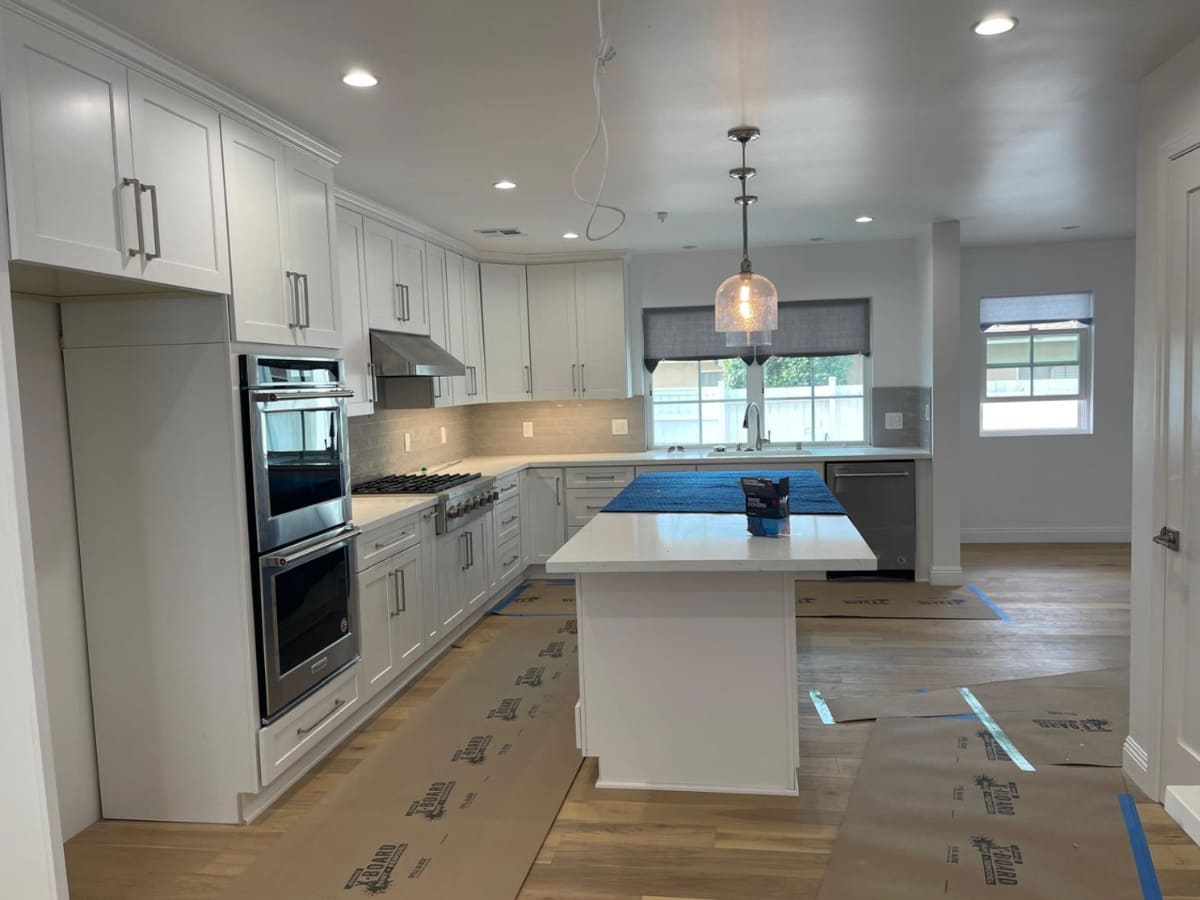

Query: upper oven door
[246,385,353,552]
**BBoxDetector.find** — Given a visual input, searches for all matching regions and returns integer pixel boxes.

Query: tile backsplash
[871,386,931,448]
[348,397,646,480]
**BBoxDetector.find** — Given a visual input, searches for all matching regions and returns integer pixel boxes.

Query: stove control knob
[469,498,480,510]
[490,490,500,503]
[447,504,461,518]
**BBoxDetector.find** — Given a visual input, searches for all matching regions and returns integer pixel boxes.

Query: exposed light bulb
[739,282,751,302]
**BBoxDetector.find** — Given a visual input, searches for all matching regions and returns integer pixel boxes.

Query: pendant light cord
[570,0,626,241]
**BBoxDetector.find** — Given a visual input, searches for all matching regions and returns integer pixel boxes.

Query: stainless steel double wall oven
[241,355,359,722]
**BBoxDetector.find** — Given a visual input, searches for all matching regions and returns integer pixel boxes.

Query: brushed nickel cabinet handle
[141,182,161,260]
[296,697,346,735]
[122,177,144,257]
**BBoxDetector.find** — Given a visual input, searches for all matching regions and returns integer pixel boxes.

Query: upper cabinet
[481,263,532,403]
[364,221,429,336]
[1,14,229,293]
[335,207,375,416]
[424,243,454,407]
[524,259,628,401]
[459,256,488,405]
[222,117,340,348]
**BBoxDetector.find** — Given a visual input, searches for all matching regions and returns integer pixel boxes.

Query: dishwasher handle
[832,471,911,479]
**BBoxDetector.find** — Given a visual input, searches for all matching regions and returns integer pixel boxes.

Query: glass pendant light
[715,126,778,347]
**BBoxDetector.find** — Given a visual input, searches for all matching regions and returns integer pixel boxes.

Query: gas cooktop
[352,473,481,494]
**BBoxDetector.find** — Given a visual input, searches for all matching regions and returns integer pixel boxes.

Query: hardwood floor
[64,544,1200,900]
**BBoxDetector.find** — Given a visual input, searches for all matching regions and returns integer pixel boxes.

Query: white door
[575,260,628,399]
[395,232,430,336]
[357,557,397,701]
[445,250,469,404]
[1162,146,1200,789]
[221,117,296,344]
[426,245,455,406]
[462,258,488,405]
[335,208,375,416]
[527,264,579,400]
[127,71,230,293]
[286,148,340,348]
[526,468,566,564]
[481,263,532,403]
[1,15,135,277]
[390,545,425,671]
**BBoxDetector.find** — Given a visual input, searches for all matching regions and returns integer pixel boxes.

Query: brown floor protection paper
[491,579,577,616]
[795,580,1001,619]
[220,616,582,900]
[816,717,1144,900]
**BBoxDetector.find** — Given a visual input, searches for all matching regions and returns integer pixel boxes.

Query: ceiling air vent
[474,227,525,237]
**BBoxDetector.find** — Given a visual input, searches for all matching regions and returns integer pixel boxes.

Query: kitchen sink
[704,447,813,458]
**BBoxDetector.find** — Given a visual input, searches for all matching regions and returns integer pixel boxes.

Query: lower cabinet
[357,543,424,703]
[526,468,566,563]
[258,663,360,787]
[436,520,489,630]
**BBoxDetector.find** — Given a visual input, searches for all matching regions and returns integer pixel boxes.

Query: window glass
[650,359,746,447]
[764,355,865,443]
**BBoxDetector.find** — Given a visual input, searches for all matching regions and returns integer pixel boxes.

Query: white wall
[1127,33,1200,801]
[13,297,99,839]
[959,239,1135,542]
[928,221,962,584]
[627,238,923,389]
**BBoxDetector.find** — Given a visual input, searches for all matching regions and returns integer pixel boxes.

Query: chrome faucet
[743,401,765,451]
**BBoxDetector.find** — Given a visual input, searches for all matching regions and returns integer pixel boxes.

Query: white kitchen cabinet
[364,219,429,336]
[526,468,566,564]
[436,529,469,631]
[527,264,579,401]
[1,14,229,292]
[424,243,454,407]
[223,117,339,347]
[480,263,532,403]
[462,257,488,404]
[464,515,490,610]
[389,544,425,671]
[336,208,375,415]
[574,260,628,398]
[357,556,397,698]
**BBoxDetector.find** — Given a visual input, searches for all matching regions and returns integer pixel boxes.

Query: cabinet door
[419,510,440,644]
[574,260,628,399]
[426,245,455,406]
[390,545,425,672]
[437,530,468,631]
[527,264,579,400]
[364,218,401,331]
[480,263,532,403]
[461,258,488,405]
[357,557,397,701]
[127,71,230,293]
[444,250,469,404]
[1,15,134,277]
[526,469,566,564]
[395,231,430,335]
[286,148,340,348]
[464,517,490,610]
[221,117,296,344]
[336,208,375,416]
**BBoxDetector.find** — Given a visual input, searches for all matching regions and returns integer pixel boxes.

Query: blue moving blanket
[602,469,846,515]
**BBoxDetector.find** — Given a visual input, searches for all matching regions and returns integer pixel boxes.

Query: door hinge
[1154,526,1181,552]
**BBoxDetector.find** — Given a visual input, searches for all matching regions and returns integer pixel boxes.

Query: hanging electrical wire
[570,0,626,241]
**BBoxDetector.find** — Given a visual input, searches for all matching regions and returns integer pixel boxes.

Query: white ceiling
[68,0,1200,254]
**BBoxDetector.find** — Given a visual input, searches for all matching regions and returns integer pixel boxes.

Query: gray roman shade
[642,298,872,371]
[979,292,1094,332]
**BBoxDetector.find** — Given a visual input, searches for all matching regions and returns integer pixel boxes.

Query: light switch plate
[403,432,412,451]
[440,425,447,444]
[884,412,904,430]
[611,418,629,435]
[522,421,534,438]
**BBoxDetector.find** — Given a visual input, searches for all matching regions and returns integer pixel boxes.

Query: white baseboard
[595,778,800,797]
[961,526,1131,543]
[1166,785,1200,847]
[929,565,964,586]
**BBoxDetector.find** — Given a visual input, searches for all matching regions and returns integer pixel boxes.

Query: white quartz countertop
[545,512,878,575]
[351,495,436,531]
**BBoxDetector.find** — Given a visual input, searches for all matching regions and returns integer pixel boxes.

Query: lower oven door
[257,527,361,721]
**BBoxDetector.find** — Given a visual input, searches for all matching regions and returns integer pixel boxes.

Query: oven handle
[271,529,361,567]
[251,389,356,402]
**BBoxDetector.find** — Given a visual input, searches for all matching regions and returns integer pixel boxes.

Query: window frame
[978,322,1094,437]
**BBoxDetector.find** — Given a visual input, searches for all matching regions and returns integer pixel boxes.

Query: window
[979,292,1093,436]
[649,359,747,446]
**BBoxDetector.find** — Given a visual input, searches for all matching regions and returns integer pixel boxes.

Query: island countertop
[545,512,877,574]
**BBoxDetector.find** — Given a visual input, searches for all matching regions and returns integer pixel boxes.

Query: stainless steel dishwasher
[825,460,916,578]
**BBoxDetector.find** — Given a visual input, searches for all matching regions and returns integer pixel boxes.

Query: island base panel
[576,571,801,796]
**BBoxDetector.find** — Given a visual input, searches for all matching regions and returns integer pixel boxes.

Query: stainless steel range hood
[369,329,466,409]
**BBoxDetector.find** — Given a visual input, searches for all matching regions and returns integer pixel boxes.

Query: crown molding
[2,0,341,165]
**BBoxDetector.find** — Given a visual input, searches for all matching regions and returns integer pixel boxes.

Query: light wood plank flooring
[64,544,1200,900]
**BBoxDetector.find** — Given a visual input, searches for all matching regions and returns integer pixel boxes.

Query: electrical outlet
[611,418,629,435]
[884,412,904,431]
[522,421,534,438]
[403,432,412,452]
[440,425,447,444]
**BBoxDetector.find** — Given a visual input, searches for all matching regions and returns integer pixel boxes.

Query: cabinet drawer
[566,488,621,527]
[496,497,521,544]
[496,535,522,584]
[565,466,635,489]
[495,471,521,499]
[356,513,421,571]
[259,663,359,787]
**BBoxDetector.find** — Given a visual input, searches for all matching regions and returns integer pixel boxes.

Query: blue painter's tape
[958,687,1035,772]
[967,584,1010,622]
[1119,793,1164,900]
[809,689,835,725]
[941,713,981,721]
[491,582,532,614]
[916,687,929,693]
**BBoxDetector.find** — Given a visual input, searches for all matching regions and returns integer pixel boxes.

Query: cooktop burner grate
[352,473,482,495]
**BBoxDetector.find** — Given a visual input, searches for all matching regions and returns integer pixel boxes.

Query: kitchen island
[546,510,876,796]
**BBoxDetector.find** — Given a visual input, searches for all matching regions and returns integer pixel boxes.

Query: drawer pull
[503,554,519,567]
[583,474,617,481]
[501,515,518,525]
[585,505,606,511]
[374,531,412,549]
[296,697,346,736]
[499,483,518,493]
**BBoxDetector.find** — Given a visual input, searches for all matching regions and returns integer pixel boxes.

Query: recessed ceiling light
[563,231,579,239]
[973,15,1017,36]
[855,216,874,224]
[493,180,517,190]
[342,69,378,88]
